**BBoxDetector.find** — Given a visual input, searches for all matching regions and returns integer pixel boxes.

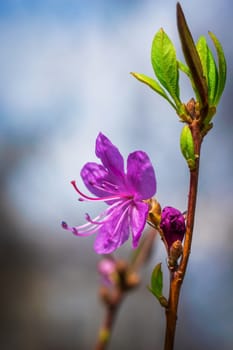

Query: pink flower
[62,133,156,254]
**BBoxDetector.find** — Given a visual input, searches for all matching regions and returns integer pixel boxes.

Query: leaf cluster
[131,3,226,128]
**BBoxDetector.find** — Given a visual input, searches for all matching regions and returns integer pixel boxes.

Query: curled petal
[126,151,156,199]
[95,133,125,178]
[130,201,149,248]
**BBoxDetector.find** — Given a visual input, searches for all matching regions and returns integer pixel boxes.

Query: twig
[95,289,123,350]
[164,118,202,350]
[94,228,157,350]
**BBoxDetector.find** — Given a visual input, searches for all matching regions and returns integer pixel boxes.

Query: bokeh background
[1,0,233,349]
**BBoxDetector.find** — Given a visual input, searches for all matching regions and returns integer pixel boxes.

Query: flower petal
[81,162,127,201]
[126,151,156,199]
[81,162,111,198]
[94,202,130,254]
[130,201,149,248]
[95,133,125,178]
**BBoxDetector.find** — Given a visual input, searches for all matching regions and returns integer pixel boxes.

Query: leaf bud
[180,125,196,170]
[168,240,183,268]
[146,198,162,228]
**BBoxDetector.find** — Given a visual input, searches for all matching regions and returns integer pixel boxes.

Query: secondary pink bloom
[62,133,156,254]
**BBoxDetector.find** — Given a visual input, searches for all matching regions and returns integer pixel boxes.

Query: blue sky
[0,0,141,21]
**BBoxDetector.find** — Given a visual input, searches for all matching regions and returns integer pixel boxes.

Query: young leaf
[148,263,168,307]
[177,60,191,77]
[208,31,227,105]
[178,60,200,101]
[130,72,177,110]
[176,3,208,111]
[151,28,180,106]
[150,262,163,298]
[196,36,218,106]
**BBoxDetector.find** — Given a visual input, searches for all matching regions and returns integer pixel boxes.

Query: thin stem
[95,291,123,350]
[164,119,202,350]
[94,228,157,350]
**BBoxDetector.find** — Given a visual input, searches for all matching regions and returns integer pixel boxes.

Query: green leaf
[151,28,180,106]
[177,60,191,77]
[150,262,163,298]
[178,60,200,101]
[176,3,208,111]
[208,31,227,105]
[130,72,177,110]
[180,125,196,170]
[148,263,168,307]
[202,106,216,129]
[196,36,218,106]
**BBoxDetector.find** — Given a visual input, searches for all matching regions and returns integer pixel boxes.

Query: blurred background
[0,0,233,349]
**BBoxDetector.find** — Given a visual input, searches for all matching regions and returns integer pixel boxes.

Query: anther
[61,221,68,229]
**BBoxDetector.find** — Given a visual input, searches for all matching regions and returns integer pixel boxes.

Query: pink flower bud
[160,206,186,249]
[98,258,117,286]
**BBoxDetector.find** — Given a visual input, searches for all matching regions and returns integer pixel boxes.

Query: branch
[94,228,157,350]
[164,118,202,350]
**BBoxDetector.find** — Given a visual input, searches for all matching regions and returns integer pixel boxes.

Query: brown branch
[164,118,202,350]
[94,289,123,350]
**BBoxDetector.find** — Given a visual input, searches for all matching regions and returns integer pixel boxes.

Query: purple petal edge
[95,133,125,177]
[127,151,156,199]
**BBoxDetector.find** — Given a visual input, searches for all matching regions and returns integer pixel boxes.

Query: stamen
[70,180,127,202]
[86,199,132,226]
[61,221,68,229]
[89,179,119,191]
[102,180,119,190]
[72,227,79,235]
[85,213,107,226]
[62,219,100,237]
[91,182,122,196]
[105,201,131,244]
[61,199,133,239]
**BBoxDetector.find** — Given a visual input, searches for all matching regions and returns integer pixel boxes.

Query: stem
[164,119,202,350]
[94,229,157,350]
[95,292,123,350]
